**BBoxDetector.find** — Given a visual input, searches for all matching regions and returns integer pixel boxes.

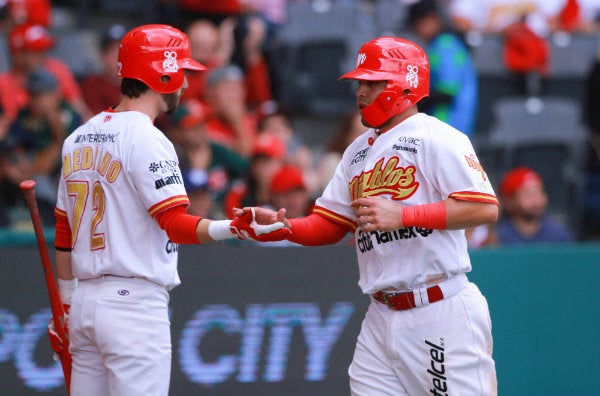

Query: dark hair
[101,24,127,51]
[121,78,149,98]
[407,0,439,26]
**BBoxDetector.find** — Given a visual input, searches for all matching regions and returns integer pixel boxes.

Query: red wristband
[401,202,446,229]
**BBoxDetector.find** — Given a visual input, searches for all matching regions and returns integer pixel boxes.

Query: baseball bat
[19,180,72,393]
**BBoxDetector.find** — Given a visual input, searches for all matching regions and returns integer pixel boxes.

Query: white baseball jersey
[56,110,188,290]
[314,113,497,294]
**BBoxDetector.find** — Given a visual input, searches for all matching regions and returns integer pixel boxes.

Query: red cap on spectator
[500,166,543,198]
[252,134,286,159]
[9,23,54,54]
[270,165,306,193]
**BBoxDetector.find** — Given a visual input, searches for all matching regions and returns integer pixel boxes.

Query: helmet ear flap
[360,84,414,127]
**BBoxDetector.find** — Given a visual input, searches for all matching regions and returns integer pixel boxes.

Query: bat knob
[19,180,36,191]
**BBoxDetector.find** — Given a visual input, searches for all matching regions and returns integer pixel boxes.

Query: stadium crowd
[1,0,599,244]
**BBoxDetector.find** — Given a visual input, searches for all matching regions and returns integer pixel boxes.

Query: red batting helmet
[117,24,206,94]
[340,36,429,127]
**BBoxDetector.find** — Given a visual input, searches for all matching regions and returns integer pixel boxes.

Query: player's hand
[48,305,70,357]
[352,196,403,232]
[230,207,292,242]
[233,206,290,228]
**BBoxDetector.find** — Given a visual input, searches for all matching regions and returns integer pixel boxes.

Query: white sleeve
[128,129,188,212]
[426,132,496,199]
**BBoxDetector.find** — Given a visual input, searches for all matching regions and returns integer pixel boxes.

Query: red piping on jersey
[449,191,499,205]
[149,195,190,217]
[312,205,358,232]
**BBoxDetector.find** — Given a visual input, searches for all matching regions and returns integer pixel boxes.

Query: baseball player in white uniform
[48,24,289,396]
[244,36,499,395]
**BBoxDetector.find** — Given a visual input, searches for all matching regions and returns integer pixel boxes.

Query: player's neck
[114,94,161,121]
[376,107,419,135]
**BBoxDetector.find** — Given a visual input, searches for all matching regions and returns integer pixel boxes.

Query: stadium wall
[1,243,598,395]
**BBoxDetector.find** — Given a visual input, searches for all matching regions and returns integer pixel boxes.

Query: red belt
[372,285,444,310]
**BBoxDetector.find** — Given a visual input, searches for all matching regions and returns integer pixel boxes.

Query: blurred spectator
[80,24,126,114]
[582,49,600,240]
[0,105,14,227]
[257,107,317,194]
[230,12,274,109]
[240,0,288,45]
[203,64,257,157]
[502,19,550,96]
[492,166,575,244]
[448,0,563,38]
[179,0,242,14]
[168,99,249,218]
[1,68,82,225]
[407,0,478,136]
[262,163,314,247]
[0,0,51,31]
[182,169,214,218]
[316,111,367,194]
[0,104,8,141]
[269,164,314,219]
[183,12,275,110]
[547,0,600,33]
[223,133,285,218]
[0,143,29,228]
[182,18,234,102]
[0,23,92,122]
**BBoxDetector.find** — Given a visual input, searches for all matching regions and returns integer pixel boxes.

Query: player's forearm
[288,214,349,246]
[442,198,499,230]
[197,218,228,243]
[55,250,74,280]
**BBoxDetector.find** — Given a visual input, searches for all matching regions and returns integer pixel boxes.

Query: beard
[163,91,182,114]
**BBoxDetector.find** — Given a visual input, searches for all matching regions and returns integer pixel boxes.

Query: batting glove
[48,304,70,357]
[229,207,291,242]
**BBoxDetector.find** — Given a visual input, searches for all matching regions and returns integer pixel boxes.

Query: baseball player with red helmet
[244,36,499,395]
[49,24,289,396]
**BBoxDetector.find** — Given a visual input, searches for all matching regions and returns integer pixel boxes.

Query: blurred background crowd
[0,0,599,247]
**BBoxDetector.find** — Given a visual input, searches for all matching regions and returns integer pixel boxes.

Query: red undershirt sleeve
[54,208,72,251]
[155,205,202,244]
[288,214,350,246]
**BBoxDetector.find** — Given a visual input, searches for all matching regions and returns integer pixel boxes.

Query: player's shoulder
[341,129,373,161]
[417,113,470,142]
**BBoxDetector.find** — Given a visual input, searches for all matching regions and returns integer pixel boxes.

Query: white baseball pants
[68,276,171,396]
[349,282,497,395]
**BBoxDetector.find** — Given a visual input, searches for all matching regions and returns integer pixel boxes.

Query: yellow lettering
[106,161,122,183]
[81,147,93,170]
[62,146,122,183]
[347,157,419,201]
[73,148,82,172]
[62,154,72,178]
[97,152,112,176]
